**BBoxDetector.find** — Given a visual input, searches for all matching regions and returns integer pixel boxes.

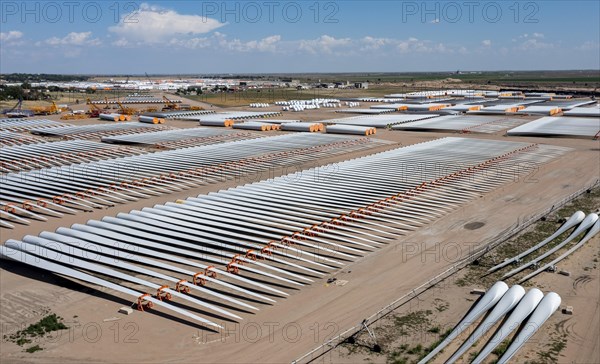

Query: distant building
[354,82,369,89]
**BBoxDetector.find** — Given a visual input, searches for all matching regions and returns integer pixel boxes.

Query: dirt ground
[0,98,599,363]
[336,191,600,364]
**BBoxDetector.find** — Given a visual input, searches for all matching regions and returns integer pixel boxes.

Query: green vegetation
[15,337,31,346]
[433,299,449,312]
[22,314,68,336]
[1,73,90,83]
[0,85,46,102]
[492,338,512,357]
[25,345,43,353]
[536,334,568,363]
[417,328,453,361]
[406,344,423,355]
[468,351,479,361]
[390,357,408,364]
[341,309,443,361]
[393,310,432,336]
[4,313,68,348]
[388,325,453,363]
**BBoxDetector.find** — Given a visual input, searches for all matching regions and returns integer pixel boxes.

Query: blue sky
[1,1,599,73]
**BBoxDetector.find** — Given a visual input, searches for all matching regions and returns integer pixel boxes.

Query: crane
[31,101,60,115]
[162,95,180,111]
[86,98,108,118]
[116,100,138,115]
[2,97,34,118]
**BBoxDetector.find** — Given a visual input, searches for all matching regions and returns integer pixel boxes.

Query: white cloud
[109,3,224,44]
[44,32,101,46]
[299,35,352,55]
[575,41,600,51]
[511,33,553,50]
[0,30,23,43]
[515,32,544,41]
[169,37,211,49]
[359,36,394,51]
[396,38,432,53]
[246,35,282,52]
[294,35,454,56]
[518,38,553,51]
[112,38,129,47]
[164,33,282,52]
[482,39,492,47]
[106,31,462,57]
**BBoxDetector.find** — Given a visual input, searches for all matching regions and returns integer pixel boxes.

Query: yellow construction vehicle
[61,113,88,120]
[116,101,139,115]
[31,101,60,115]
[162,96,180,111]
[86,98,108,118]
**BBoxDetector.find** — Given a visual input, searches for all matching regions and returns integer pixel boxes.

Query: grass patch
[433,299,449,312]
[25,345,43,353]
[536,334,568,363]
[406,344,423,355]
[4,313,68,347]
[394,310,432,328]
[343,309,440,362]
[492,338,511,357]
[393,358,408,364]
[387,344,410,364]
[15,337,31,346]
[21,314,68,337]
[415,327,455,361]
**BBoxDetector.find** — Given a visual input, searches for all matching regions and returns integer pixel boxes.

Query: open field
[184,87,407,107]
[82,70,600,85]
[0,84,599,364]
[0,91,133,111]
[3,70,598,110]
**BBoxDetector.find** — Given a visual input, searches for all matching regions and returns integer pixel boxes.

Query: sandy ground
[0,102,599,363]
[336,219,600,364]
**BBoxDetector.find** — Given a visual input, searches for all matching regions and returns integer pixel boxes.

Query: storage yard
[0,87,599,364]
